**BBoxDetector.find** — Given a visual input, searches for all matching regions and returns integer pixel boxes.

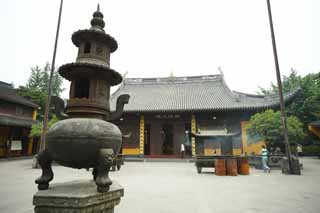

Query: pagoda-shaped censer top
[58,4,127,120]
[35,5,129,193]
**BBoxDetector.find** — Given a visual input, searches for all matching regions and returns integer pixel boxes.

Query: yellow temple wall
[122,148,140,155]
[204,148,221,156]
[232,148,242,155]
[241,121,265,155]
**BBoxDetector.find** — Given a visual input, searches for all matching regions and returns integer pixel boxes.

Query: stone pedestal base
[33,180,123,213]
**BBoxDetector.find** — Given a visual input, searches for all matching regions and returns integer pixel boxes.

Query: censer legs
[35,150,54,190]
[95,149,114,192]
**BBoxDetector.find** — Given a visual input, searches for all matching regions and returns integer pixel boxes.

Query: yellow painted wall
[25,110,38,156]
[204,148,221,155]
[191,114,196,156]
[241,121,265,155]
[232,148,242,156]
[139,115,144,155]
[123,148,140,155]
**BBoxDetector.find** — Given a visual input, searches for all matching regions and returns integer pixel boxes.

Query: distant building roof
[110,74,300,113]
[0,81,14,88]
[0,83,38,108]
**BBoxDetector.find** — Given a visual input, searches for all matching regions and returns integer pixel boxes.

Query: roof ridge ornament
[218,66,224,76]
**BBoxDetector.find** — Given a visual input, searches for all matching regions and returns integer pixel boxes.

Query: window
[74,79,90,98]
[84,42,91,54]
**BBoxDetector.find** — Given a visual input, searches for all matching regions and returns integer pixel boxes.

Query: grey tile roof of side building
[0,113,36,127]
[110,74,300,113]
[0,82,38,108]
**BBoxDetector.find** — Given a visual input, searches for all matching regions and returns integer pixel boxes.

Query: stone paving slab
[0,157,319,213]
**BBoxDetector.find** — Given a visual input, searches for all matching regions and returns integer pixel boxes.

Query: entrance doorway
[144,124,151,155]
[161,124,174,155]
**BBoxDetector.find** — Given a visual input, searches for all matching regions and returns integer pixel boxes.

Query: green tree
[257,69,302,95]
[257,70,320,132]
[30,115,59,137]
[18,86,47,119]
[26,66,42,89]
[18,62,64,120]
[247,109,304,148]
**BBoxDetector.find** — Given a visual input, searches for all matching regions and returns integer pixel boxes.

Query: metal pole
[266,0,293,173]
[39,0,64,152]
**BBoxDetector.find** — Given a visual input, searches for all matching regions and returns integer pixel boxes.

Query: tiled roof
[110,75,300,113]
[0,84,38,108]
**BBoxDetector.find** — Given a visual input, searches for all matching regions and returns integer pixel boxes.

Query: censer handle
[51,96,68,120]
[109,94,130,121]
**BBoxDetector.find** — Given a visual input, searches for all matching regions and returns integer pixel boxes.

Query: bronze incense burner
[35,5,129,192]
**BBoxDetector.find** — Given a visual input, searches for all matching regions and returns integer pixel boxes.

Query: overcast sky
[1,0,319,98]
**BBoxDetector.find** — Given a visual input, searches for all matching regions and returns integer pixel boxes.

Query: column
[32,109,37,120]
[28,110,38,156]
[191,114,196,156]
[139,115,144,156]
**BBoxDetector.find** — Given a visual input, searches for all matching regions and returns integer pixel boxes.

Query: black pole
[39,0,64,152]
[266,0,293,173]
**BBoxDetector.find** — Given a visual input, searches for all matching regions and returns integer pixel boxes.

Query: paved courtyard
[0,157,319,213]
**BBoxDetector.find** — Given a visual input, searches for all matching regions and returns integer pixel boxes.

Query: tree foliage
[257,69,303,95]
[17,63,64,120]
[30,115,59,137]
[247,109,304,148]
[257,69,320,131]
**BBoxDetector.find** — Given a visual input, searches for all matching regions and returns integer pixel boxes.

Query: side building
[0,81,38,157]
[110,75,299,157]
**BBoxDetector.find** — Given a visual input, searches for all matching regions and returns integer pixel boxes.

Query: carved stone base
[33,180,123,213]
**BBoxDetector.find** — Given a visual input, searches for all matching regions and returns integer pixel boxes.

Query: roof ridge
[233,86,301,99]
[124,74,223,85]
[233,91,265,98]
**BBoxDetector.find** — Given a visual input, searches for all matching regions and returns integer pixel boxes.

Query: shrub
[302,145,320,156]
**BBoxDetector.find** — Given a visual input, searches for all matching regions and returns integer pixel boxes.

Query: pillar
[28,137,33,155]
[191,114,196,156]
[241,121,248,154]
[32,110,37,120]
[28,110,37,156]
[139,115,144,156]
